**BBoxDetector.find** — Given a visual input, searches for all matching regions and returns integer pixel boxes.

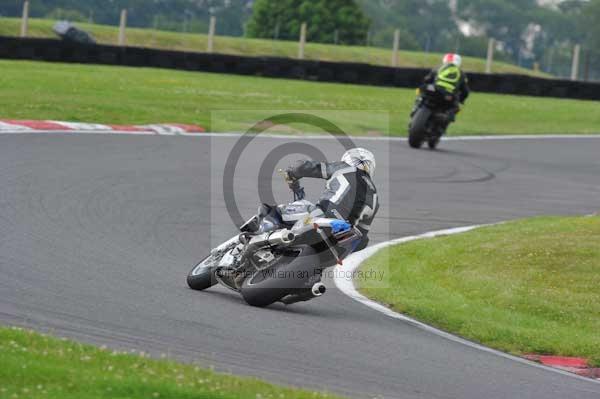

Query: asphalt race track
[1,133,599,399]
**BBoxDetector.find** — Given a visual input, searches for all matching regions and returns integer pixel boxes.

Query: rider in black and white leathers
[284,159,378,251]
[241,148,379,252]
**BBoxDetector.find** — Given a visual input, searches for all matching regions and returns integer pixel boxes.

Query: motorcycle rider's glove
[283,169,298,185]
[288,179,300,192]
[281,168,305,200]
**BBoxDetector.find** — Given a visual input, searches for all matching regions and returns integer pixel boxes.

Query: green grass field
[0,17,545,76]
[1,60,599,136]
[356,216,600,366]
[0,325,340,399]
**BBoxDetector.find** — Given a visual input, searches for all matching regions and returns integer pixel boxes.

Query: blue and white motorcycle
[187,182,362,307]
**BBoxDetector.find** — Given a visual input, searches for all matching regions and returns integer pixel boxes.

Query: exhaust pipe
[281,282,327,305]
[245,229,295,251]
[268,229,295,246]
[311,282,326,297]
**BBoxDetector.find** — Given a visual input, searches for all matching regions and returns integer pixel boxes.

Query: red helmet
[442,53,462,67]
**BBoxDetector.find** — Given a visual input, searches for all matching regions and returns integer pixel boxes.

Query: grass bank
[0,17,543,76]
[357,216,600,365]
[0,325,340,399]
[1,60,599,136]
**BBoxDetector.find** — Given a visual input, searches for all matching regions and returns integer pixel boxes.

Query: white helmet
[442,53,462,68]
[341,148,376,177]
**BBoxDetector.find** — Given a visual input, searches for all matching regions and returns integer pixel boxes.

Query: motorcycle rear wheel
[240,268,289,307]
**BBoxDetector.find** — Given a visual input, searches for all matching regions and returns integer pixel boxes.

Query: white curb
[333,224,600,384]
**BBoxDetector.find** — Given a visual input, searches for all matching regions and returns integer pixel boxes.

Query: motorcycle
[408,84,458,150]
[186,178,363,307]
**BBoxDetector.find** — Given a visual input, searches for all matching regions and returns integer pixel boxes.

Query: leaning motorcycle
[186,182,362,307]
[408,84,458,150]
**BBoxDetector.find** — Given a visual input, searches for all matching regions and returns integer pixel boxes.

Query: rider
[241,148,379,252]
[422,53,470,129]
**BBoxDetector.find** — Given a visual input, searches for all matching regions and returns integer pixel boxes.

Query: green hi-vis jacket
[424,64,470,103]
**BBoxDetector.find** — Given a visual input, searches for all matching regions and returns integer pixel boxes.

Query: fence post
[20,0,29,38]
[485,38,495,74]
[207,16,216,53]
[298,22,307,60]
[118,9,127,46]
[274,20,280,40]
[391,29,400,67]
[570,44,581,81]
[583,49,590,82]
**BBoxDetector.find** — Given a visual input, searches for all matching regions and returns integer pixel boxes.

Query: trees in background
[358,0,458,51]
[0,0,252,36]
[456,0,589,72]
[360,0,597,78]
[581,0,600,54]
[246,0,370,45]
[453,0,600,77]
[579,0,600,79]
[459,0,539,60]
[1,0,598,78]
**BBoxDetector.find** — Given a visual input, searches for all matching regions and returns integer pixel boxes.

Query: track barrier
[1,36,598,101]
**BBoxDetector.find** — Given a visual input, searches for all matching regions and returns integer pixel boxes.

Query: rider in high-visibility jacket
[422,53,470,126]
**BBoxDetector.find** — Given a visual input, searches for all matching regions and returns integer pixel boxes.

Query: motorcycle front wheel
[240,267,289,307]
[427,137,440,150]
[187,255,218,291]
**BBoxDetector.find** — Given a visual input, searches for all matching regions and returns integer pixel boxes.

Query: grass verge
[356,216,600,366]
[1,60,599,136]
[0,325,341,399]
[0,17,544,76]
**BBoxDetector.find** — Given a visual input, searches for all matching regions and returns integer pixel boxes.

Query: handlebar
[293,186,306,201]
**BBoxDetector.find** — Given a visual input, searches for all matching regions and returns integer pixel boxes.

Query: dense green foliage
[359,0,457,52]
[582,0,600,56]
[359,0,599,78]
[0,17,543,75]
[0,0,598,77]
[456,0,598,77]
[246,0,369,45]
[0,0,252,36]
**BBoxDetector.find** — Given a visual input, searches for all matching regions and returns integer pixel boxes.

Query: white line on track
[209,132,600,141]
[333,225,600,384]
[2,129,600,141]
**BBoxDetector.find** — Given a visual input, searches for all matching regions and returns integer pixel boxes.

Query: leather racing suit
[282,159,379,252]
